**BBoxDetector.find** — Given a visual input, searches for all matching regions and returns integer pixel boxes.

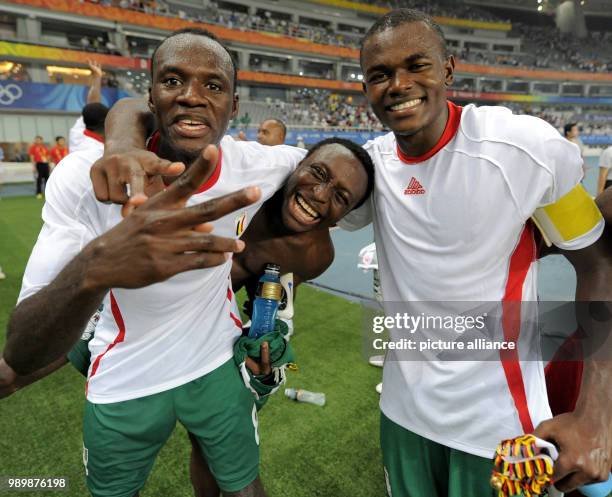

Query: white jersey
[600,146,612,180]
[68,117,104,154]
[18,135,306,404]
[340,103,603,457]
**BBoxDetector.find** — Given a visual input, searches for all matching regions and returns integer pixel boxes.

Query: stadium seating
[0,0,610,146]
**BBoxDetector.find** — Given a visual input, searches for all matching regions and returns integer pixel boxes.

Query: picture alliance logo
[0,83,24,105]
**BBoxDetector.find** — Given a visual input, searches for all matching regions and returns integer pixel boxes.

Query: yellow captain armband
[532,183,603,248]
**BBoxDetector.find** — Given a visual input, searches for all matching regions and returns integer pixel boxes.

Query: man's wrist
[79,239,113,293]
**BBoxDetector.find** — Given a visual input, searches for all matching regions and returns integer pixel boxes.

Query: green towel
[234,320,294,399]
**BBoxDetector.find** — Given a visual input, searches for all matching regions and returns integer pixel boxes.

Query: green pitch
[0,196,384,497]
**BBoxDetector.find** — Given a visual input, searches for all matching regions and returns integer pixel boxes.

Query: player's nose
[312,183,332,203]
[389,69,414,95]
[176,80,207,106]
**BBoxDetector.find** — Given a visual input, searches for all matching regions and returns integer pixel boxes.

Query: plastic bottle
[248,263,282,338]
[579,473,612,497]
[285,388,326,407]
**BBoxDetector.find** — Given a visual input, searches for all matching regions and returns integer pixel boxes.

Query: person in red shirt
[28,136,50,198]
[49,136,68,168]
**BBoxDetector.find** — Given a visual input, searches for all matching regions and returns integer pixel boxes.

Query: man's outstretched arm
[597,167,609,196]
[5,242,108,375]
[0,356,68,399]
[91,97,184,205]
[534,233,612,492]
[104,96,153,151]
[5,146,259,375]
[86,60,103,104]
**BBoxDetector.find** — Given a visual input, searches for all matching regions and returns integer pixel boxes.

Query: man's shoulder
[221,135,306,169]
[48,149,102,189]
[60,148,102,168]
[459,104,563,154]
[363,131,395,153]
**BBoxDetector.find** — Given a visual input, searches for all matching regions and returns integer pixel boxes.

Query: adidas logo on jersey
[404,177,425,195]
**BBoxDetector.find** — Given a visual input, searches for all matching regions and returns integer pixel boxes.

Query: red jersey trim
[227,284,243,330]
[500,222,536,434]
[396,101,462,164]
[83,129,104,143]
[86,291,126,396]
[147,131,222,194]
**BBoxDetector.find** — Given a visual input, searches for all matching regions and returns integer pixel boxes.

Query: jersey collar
[83,129,104,143]
[146,131,222,195]
[396,101,462,164]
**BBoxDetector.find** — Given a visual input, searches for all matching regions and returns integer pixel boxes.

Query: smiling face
[281,144,368,233]
[361,21,454,139]
[148,33,238,163]
[257,120,285,146]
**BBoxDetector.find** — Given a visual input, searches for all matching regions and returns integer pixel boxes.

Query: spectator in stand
[28,136,50,199]
[564,122,586,176]
[256,119,286,145]
[240,112,252,130]
[12,144,28,162]
[50,136,68,168]
[597,145,612,195]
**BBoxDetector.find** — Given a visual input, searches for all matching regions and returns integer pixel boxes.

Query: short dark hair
[564,122,577,136]
[266,118,287,139]
[304,138,374,209]
[55,136,65,142]
[360,8,448,64]
[82,102,109,133]
[151,28,238,90]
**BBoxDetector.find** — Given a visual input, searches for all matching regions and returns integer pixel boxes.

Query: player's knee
[0,358,19,398]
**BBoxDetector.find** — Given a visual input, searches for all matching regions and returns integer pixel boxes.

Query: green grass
[0,196,384,497]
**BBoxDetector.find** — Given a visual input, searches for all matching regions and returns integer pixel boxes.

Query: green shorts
[83,359,259,497]
[380,413,496,497]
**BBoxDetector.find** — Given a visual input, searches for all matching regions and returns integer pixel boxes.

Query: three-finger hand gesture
[84,145,260,290]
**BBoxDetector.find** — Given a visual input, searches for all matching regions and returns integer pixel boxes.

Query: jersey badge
[404,177,426,195]
[235,212,247,237]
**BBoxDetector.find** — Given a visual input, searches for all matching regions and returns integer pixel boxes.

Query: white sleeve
[531,137,603,250]
[18,155,100,303]
[228,138,306,199]
[68,116,85,152]
[537,136,583,207]
[338,194,373,231]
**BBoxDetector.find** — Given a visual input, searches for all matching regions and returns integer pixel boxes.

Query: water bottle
[248,263,282,338]
[579,473,612,497]
[285,388,326,407]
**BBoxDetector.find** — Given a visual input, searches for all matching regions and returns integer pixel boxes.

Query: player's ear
[444,54,455,86]
[362,82,367,94]
[147,87,155,114]
[231,93,240,119]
